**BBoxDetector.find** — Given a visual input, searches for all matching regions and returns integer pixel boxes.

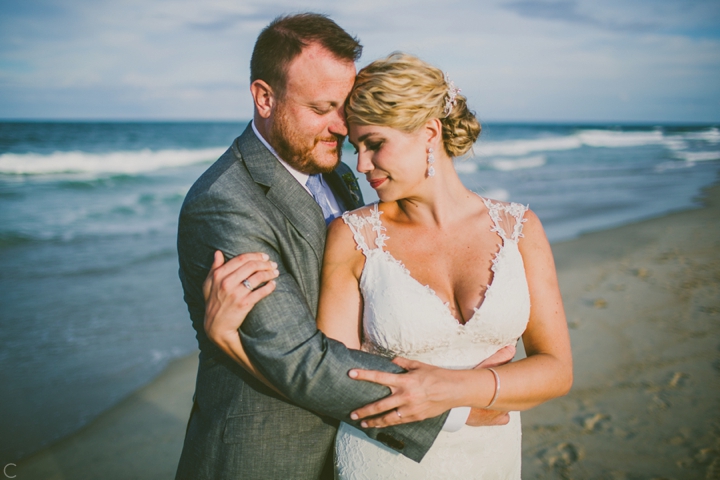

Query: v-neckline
[356,199,511,327]
[374,246,504,327]
[362,195,507,327]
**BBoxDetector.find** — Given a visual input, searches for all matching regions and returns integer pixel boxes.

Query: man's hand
[475,345,516,370]
[466,408,510,426]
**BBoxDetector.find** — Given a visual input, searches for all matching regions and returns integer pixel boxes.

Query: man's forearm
[180,201,446,462]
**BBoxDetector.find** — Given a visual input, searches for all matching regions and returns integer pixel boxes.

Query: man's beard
[268,107,343,175]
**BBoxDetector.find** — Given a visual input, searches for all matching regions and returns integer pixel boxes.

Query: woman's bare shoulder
[325,209,372,277]
[521,208,543,236]
[518,208,553,258]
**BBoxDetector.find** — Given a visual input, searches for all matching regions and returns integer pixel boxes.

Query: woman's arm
[202,250,282,394]
[315,217,366,349]
[454,208,573,411]
[486,209,573,410]
[347,209,573,427]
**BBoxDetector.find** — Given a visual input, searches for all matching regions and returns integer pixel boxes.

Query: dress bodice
[337,197,531,479]
[341,198,531,369]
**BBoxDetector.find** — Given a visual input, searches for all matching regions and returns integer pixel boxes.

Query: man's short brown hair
[250,13,362,96]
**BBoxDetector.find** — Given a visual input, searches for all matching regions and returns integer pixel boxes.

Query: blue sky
[1,0,719,122]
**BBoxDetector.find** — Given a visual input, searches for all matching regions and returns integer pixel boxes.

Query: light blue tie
[306,174,335,225]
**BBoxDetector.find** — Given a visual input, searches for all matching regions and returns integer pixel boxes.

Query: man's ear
[251,80,275,118]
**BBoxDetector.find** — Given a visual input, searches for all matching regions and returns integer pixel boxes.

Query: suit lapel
[234,125,326,262]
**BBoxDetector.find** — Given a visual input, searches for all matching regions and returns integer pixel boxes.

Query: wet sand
[9,354,197,479]
[12,181,720,479]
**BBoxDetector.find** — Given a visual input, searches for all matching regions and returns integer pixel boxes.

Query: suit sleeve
[178,185,446,463]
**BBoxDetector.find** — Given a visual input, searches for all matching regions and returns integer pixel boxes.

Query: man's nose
[328,105,348,137]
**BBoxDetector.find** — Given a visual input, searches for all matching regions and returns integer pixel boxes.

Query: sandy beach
[11,180,720,480]
[521,180,720,479]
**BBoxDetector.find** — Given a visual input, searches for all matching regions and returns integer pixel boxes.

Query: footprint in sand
[634,267,649,278]
[668,371,689,388]
[538,442,582,469]
[650,394,670,410]
[580,413,610,432]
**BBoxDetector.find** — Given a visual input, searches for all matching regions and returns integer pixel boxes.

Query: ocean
[1,121,719,460]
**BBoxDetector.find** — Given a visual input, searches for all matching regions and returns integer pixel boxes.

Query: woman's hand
[202,250,283,395]
[347,345,517,428]
[348,357,463,428]
[203,251,278,350]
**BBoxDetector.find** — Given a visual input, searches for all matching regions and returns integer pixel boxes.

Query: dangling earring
[427,147,436,177]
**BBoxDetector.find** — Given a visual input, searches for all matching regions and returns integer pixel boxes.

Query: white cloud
[0,0,718,121]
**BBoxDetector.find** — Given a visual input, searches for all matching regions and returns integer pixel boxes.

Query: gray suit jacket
[176,124,447,479]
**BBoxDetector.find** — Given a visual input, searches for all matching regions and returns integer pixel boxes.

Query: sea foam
[576,130,665,148]
[477,136,581,157]
[674,151,720,162]
[489,155,547,171]
[0,148,225,175]
[475,128,719,160]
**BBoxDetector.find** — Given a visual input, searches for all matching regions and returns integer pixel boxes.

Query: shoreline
[11,179,720,479]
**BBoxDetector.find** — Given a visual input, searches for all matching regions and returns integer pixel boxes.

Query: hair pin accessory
[443,73,461,117]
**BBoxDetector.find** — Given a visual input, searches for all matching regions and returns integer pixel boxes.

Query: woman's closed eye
[366,141,383,151]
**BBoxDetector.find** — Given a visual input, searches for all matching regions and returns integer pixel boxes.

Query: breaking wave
[0,148,224,176]
[475,127,719,159]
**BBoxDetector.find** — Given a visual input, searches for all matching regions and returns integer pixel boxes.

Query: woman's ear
[424,117,443,149]
[250,80,275,119]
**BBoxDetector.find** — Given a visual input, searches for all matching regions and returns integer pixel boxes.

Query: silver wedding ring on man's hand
[242,279,253,291]
[395,409,402,419]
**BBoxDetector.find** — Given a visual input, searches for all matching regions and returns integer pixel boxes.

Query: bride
[204,53,572,478]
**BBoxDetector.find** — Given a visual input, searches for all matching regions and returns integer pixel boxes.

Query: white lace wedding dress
[335,197,531,479]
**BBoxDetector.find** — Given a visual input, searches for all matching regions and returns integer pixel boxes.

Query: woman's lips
[368,178,386,189]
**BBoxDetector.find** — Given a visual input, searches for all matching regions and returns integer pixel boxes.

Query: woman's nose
[356,151,373,174]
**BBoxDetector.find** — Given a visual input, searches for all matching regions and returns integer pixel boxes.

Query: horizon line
[1,118,718,126]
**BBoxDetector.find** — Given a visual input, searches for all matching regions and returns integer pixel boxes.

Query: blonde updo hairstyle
[346,52,481,158]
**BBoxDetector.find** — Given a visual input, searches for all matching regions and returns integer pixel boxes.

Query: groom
[176,13,508,480]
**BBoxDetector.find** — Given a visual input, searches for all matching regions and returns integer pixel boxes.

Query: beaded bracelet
[486,368,500,408]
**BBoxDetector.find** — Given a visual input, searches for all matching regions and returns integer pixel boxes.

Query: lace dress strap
[341,203,389,256]
[482,197,529,243]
